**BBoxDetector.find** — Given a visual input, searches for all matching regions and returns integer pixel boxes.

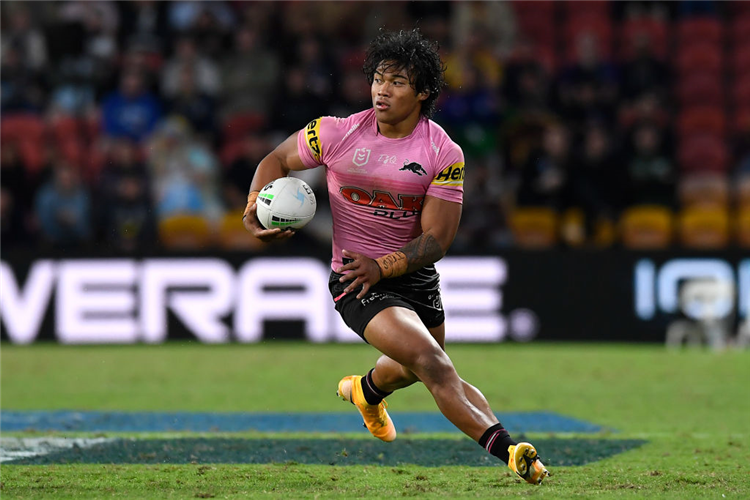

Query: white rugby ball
[255,177,317,230]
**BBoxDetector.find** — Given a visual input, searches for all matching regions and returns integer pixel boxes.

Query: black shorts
[329,264,445,341]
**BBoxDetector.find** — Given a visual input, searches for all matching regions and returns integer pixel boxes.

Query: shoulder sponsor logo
[305,118,322,162]
[399,160,428,176]
[342,123,360,141]
[431,162,465,187]
[352,148,371,167]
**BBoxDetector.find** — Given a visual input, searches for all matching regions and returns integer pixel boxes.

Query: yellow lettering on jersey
[305,118,322,162]
[431,162,465,187]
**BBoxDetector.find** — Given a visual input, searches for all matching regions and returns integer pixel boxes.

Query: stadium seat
[676,106,726,138]
[564,16,613,61]
[158,215,213,249]
[562,0,609,18]
[678,173,730,208]
[619,17,670,60]
[49,115,81,144]
[217,210,268,250]
[731,15,750,46]
[509,207,558,249]
[16,139,46,174]
[733,107,750,135]
[731,44,750,77]
[675,43,723,75]
[731,75,750,108]
[676,18,723,47]
[0,114,46,144]
[737,207,750,247]
[222,113,266,142]
[620,205,673,249]
[676,73,724,107]
[678,134,729,173]
[560,208,585,247]
[679,206,730,249]
[736,175,750,208]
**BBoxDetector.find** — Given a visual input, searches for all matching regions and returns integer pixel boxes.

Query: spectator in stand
[146,117,223,222]
[34,162,92,247]
[329,67,371,118]
[437,65,501,159]
[569,125,628,237]
[219,25,280,118]
[118,1,170,51]
[556,33,620,133]
[3,4,47,72]
[502,43,553,115]
[516,122,571,210]
[101,69,162,143]
[161,35,221,99]
[222,133,270,212]
[621,34,670,101]
[1,143,34,248]
[625,122,676,207]
[270,65,327,135]
[1,43,47,114]
[612,0,678,21]
[96,138,155,251]
[167,66,218,144]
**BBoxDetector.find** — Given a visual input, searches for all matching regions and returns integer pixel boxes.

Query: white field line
[0,437,116,463]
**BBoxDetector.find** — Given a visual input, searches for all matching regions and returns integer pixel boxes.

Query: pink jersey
[296,108,465,270]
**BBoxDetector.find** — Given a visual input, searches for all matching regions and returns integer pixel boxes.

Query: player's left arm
[338,195,461,299]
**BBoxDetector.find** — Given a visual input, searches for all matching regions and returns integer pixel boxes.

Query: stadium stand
[1,1,749,251]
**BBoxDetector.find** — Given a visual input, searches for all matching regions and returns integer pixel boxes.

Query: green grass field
[2,342,749,498]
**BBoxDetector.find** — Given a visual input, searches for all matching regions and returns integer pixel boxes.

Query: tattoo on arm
[399,233,445,274]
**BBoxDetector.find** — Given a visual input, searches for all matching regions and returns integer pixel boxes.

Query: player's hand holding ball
[243,177,316,242]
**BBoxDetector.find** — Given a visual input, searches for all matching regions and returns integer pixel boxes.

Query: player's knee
[412,348,455,384]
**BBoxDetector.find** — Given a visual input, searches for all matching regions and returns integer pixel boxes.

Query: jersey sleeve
[426,142,465,204]
[296,116,352,169]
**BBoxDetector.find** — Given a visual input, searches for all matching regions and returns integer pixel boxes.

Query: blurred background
[1,0,748,346]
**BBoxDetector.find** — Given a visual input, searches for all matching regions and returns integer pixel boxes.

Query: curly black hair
[363,29,446,119]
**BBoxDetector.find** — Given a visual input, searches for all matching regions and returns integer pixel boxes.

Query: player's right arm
[243,131,310,241]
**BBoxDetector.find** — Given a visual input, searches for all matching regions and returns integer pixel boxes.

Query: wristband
[242,191,260,220]
[375,251,408,279]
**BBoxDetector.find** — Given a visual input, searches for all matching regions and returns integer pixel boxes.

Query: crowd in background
[2,0,749,253]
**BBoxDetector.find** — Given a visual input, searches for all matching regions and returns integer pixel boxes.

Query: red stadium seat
[675,43,723,75]
[729,1,750,15]
[565,13,613,50]
[516,15,556,48]
[731,45,750,77]
[619,17,670,60]
[676,73,724,107]
[16,139,46,174]
[222,113,265,142]
[676,18,723,47]
[562,0,609,18]
[678,134,729,173]
[0,114,46,144]
[58,138,84,168]
[732,75,750,108]
[733,107,750,135]
[49,115,81,144]
[511,0,555,18]
[677,106,727,138]
[731,15,750,46]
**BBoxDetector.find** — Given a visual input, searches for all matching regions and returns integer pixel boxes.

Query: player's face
[371,63,427,126]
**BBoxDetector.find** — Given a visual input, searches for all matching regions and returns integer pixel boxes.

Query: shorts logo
[352,148,371,167]
[400,160,427,176]
[305,118,322,162]
[431,162,465,187]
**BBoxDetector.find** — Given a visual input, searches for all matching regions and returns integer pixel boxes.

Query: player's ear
[417,90,429,102]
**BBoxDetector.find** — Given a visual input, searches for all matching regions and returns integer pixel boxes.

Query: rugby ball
[255,177,317,230]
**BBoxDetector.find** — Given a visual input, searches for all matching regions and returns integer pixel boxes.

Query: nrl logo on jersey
[352,148,371,167]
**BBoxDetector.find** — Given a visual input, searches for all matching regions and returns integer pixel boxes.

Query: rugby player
[243,29,548,485]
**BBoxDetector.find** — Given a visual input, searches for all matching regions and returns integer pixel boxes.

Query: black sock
[478,423,517,464]
[360,369,392,405]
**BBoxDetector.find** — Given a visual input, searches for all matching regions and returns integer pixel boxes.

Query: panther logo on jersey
[399,161,427,176]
